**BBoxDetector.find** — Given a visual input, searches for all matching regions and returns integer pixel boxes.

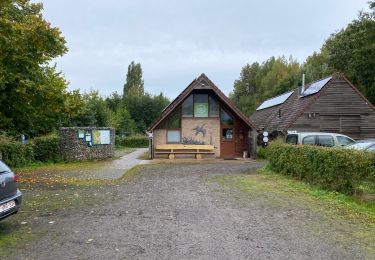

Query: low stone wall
[59,127,115,161]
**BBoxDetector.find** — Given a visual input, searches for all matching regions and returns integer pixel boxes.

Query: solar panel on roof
[301,76,332,97]
[256,91,294,110]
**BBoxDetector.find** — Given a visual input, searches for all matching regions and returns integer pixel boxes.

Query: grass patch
[137,151,150,160]
[13,146,137,173]
[263,169,375,224]
[0,159,121,257]
[14,159,106,173]
[210,165,375,254]
[0,222,33,257]
[120,165,143,181]
[212,166,375,224]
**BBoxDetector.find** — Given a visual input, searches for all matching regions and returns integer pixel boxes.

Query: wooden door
[221,126,235,158]
[220,108,235,158]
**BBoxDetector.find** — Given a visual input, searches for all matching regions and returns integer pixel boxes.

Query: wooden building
[148,74,258,159]
[251,74,375,139]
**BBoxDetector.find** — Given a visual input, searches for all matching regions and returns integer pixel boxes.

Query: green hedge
[32,134,61,162]
[0,134,62,167]
[265,141,375,194]
[0,139,35,168]
[116,135,149,148]
[257,147,267,159]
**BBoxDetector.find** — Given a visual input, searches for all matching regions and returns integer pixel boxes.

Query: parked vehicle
[0,161,22,220]
[356,139,375,143]
[345,141,375,152]
[285,132,356,147]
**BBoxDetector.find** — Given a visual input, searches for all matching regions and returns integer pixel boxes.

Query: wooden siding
[319,115,340,132]
[360,114,375,139]
[288,112,320,132]
[290,77,375,139]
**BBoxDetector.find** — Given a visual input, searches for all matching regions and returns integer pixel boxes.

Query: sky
[38,0,369,99]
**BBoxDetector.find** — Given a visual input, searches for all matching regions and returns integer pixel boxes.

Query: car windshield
[0,161,11,173]
[347,142,373,150]
[337,136,356,146]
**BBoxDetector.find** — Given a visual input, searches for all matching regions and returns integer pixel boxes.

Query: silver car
[286,132,356,147]
[346,141,375,152]
[0,161,22,220]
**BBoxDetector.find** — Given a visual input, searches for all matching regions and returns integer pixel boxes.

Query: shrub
[116,135,149,148]
[257,147,267,159]
[265,141,375,194]
[32,134,61,162]
[0,138,34,167]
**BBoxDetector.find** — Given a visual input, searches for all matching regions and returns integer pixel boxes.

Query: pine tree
[123,61,144,97]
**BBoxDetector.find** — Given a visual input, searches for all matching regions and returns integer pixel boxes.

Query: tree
[71,91,113,127]
[301,51,332,83]
[113,107,136,136]
[302,1,375,104]
[124,92,170,132]
[123,61,144,97]
[233,1,375,115]
[105,91,122,112]
[0,0,71,136]
[121,61,170,132]
[230,56,300,115]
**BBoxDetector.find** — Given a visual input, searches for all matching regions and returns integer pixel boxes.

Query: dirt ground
[3,159,375,259]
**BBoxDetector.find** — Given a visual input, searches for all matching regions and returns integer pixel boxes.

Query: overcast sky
[38,0,368,99]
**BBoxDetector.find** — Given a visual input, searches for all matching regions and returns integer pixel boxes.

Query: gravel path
[13,161,371,259]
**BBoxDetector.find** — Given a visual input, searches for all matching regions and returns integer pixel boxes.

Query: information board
[78,129,85,139]
[92,130,111,145]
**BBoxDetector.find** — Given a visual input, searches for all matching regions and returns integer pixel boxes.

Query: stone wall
[59,127,115,161]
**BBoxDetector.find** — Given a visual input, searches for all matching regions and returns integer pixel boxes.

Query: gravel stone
[12,161,373,259]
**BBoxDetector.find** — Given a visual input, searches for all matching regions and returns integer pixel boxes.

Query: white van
[285,132,356,147]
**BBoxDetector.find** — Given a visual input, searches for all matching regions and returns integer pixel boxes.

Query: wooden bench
[154,144,215,159]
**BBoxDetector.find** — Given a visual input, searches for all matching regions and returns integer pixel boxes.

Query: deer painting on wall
[192,124,206,137]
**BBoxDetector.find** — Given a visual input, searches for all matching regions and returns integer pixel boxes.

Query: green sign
[78,129,85,139]
[194,103,208,117]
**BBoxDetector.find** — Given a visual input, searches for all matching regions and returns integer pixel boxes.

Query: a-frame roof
[148,73,259,131]
[251,73,375,132]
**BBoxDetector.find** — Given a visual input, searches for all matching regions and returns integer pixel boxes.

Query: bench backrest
[155,144,214,150]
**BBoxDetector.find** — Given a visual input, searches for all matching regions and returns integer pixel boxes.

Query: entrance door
[220,108,235,158]
[221,127,235,158]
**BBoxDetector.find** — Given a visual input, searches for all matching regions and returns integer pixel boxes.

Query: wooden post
[148,138,153,159]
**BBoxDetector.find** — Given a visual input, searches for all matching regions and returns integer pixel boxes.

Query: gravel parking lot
[7,159,374,259]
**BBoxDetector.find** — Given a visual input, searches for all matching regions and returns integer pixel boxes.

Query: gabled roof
[250,73,375,132]
[148,73,258,131]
